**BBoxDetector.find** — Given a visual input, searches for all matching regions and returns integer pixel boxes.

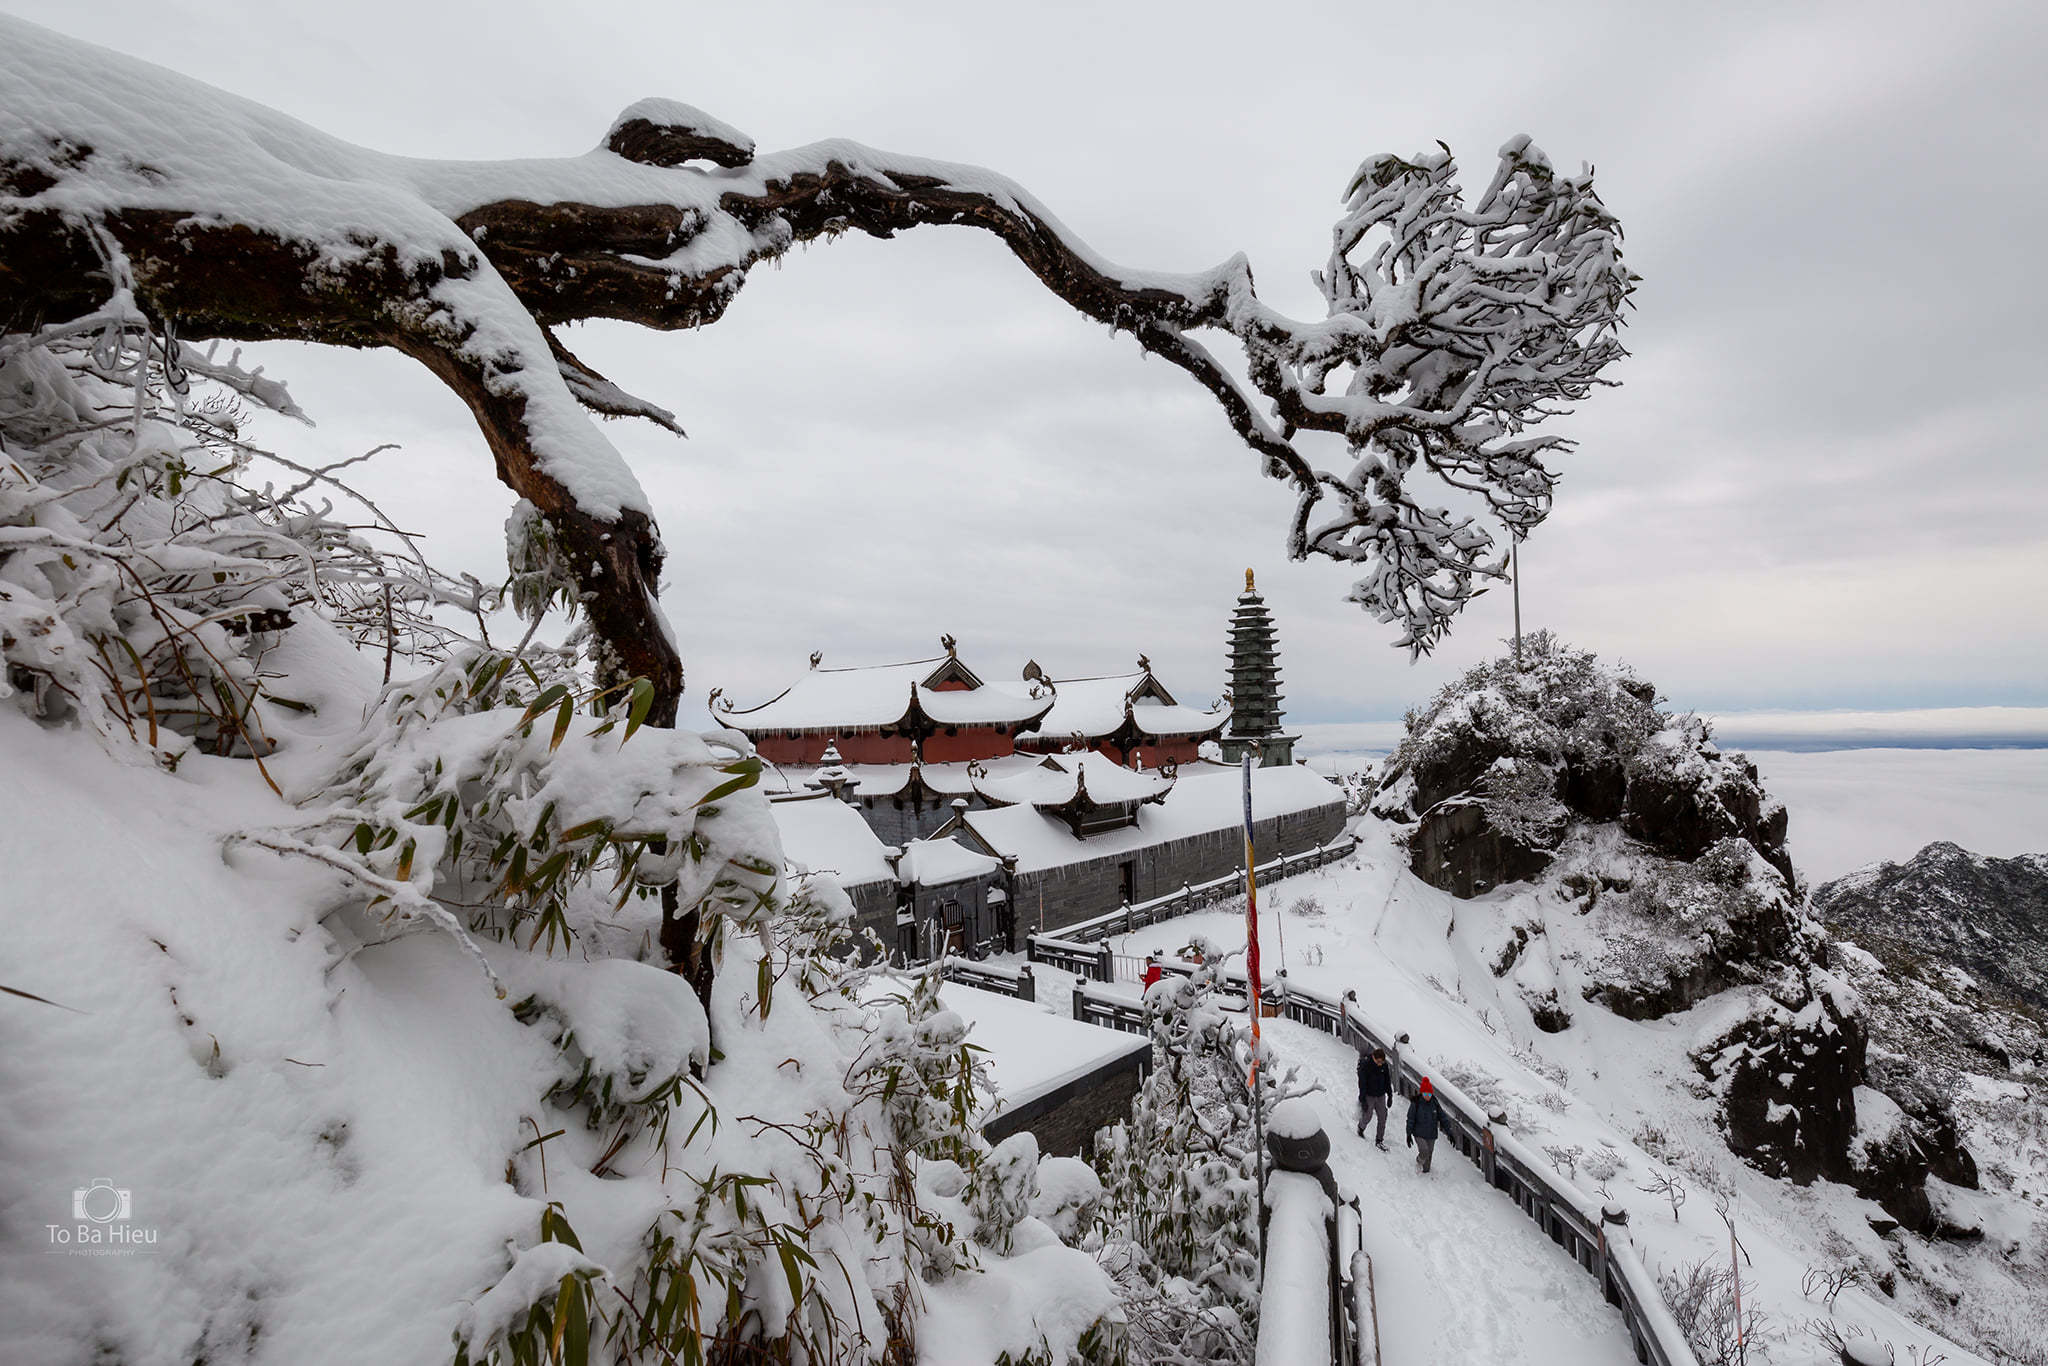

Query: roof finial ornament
[1137,653,1151,672]
[808,649,823,670]
[941,632,957,657]
[707,686,727,713]
[1245,568,1256,593]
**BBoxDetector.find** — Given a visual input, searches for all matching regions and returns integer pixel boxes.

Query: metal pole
[1512,539,1523,670]
[1730,1214,1744,1352]
[1243,752,1267,1267]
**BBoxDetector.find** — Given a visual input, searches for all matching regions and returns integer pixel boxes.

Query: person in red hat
[1406,1076,1443,1173]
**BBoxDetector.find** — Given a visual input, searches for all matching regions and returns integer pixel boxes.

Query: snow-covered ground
[1280,1023,1635,1366]
[1000,819,2025,1366]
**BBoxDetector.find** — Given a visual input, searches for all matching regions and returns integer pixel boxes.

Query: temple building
[729,580,1343,958]
[1013,659,1228,767]
[709,637,1055,766]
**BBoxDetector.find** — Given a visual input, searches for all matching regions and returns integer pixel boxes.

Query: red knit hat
[1419,1077,1433,1095]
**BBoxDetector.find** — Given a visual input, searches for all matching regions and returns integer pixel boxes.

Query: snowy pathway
[1273,1021,1636,1366]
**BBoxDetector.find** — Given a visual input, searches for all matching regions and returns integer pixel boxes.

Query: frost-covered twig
[227,831,506,999]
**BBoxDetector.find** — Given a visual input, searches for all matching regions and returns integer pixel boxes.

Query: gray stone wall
[854,794,966,847]
[982,1048,1149,1158]
[842,878,901,949]
[1011,799,1346,938]
[906,874,1000,955]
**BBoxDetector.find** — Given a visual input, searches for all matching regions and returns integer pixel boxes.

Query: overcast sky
[13,0,2046,724]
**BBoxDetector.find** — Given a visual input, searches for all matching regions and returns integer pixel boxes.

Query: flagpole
[1243,751,1267,1267]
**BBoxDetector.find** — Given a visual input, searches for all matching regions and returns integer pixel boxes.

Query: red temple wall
[1130,739,1205,768]
[922,727,1016,763]
[751,732,916,766]
[746,728,1016,766]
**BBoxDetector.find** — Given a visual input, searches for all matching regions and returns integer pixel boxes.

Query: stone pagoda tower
[1218,570,1297,767]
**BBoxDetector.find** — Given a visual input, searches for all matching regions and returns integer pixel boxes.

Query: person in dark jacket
[1356,1046,1392,1149]
[1406,1076,1442,1173]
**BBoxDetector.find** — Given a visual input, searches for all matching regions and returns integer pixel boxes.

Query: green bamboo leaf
[696,775,754,808]
[549,694,574,753]
[548,1277,574,1361]
[521,684,569,727]
[775,1236,805,1316]
[623,678,655,745]
[562,1280,589,1366]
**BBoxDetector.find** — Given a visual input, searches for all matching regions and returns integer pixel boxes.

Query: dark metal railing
[1065,963,1700,1365]
[937,957,1036,1001]
[1048,834,1360,946]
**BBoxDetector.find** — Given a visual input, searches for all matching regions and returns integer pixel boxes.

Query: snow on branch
[1,16,1634,667]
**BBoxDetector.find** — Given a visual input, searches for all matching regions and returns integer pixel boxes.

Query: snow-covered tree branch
[2,17,1634,686]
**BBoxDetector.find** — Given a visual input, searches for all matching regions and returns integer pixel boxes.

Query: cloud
[15,0,2046,722]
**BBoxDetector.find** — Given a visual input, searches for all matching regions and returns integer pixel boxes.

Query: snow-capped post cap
[1600,1201,1629,1227]
[605,98,754,168]
[1266,1098,1330,1173]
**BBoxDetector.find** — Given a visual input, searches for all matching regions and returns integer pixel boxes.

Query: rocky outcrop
[1408,797,1555,898]
[1373,634,1795,901]
[1621,743,1793,886]
[1816,842,2048,1012]
[1846,1085,1933,1233]
[1577,836,1807,1020]
[1692,972,1865,1190]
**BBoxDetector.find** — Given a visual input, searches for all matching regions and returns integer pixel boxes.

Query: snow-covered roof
[770,795,895,888]
[758,754,1048,800]
[972,750,1175,809]
[896,838,1002,887]
[958,762,1343,873]
[719,656,1053,734]
[997,671,1226,741]
[863,978,1148,1115]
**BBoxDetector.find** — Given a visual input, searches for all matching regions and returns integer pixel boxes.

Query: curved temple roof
[971,750,1175,810]
[717,654,1054,735]
[998,669,1227,742]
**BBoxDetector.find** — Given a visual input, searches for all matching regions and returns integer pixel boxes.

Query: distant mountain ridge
[1816,841,2048,1010]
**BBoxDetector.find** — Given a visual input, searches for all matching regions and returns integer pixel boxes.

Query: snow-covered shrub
[0,312,427,769]
[232,649,779,992]
[1583,1147,1626,1196]
[1092,948,1267,1364]
[1030,1158,1104,1245]
[1477,755,1568,849]
[1659,1257,1777,1365]
[971,1133,1043,1255]
[3,310,1122,1366]
[1380,630,1662,820]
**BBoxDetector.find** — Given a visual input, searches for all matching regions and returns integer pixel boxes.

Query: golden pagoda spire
[1245,567,1255,592]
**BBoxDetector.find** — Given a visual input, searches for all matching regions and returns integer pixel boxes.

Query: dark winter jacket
[1357,1053,1391,1100]
[1406,1094,1442,1143]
